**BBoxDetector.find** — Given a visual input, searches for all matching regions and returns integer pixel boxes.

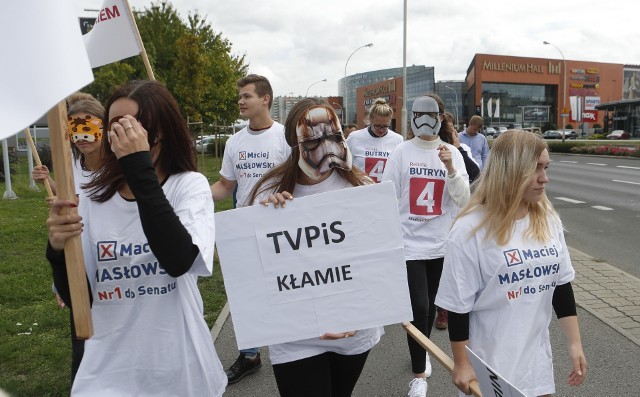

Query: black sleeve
[119,152,200,278]
[552,282,577,318]
[447,311,470,341]
[457,147,480,183]
[46,242,92,308]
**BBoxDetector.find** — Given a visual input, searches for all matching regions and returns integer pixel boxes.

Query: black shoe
[226,352,262,384]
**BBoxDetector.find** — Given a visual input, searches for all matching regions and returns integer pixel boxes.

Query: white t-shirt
[220,123,290,207]
[266,171,384,365]
[381,138,469,260]
[73,172,226,397]
[435,210,575,397]
[346,128,403,182]
[72,157,93,192]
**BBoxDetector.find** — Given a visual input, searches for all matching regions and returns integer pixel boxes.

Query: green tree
[84,0,247,127]
[85,63,137,103]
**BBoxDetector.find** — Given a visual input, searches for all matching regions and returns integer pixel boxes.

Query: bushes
[546,141,639,157]
[546,141,587,153]
[570,145,639,157]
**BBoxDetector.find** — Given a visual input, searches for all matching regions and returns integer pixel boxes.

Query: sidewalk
[212,246,640,395]
[569,247,640,346]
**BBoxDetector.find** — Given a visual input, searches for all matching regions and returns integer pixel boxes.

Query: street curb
[576,302,640,348]
[210,301,230,342]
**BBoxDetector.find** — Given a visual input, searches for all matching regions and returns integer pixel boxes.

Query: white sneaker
[408,377,428,397]
[424,353,432,378]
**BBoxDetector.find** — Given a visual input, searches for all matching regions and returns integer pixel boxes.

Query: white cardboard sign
[466,346,527,397]
[215,182,412,350]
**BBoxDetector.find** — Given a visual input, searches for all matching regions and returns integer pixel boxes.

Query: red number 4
[409,178,444,215]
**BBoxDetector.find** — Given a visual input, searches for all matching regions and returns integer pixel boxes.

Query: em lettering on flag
[215,182,412,350]
[83,0,142,68]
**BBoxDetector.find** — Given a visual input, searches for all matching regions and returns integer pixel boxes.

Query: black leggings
[272,350,370,397]
[69,309,85,383]
[405,258,444,374]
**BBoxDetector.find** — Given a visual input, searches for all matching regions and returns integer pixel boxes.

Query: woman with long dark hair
[45,80,226,396]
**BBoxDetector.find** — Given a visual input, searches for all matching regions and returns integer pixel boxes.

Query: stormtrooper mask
[411,96,441,137]
[297,105,352,180]
[68,115,103,143]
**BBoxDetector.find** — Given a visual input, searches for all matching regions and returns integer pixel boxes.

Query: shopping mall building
[350,54,638,137]
[274,54,638,137]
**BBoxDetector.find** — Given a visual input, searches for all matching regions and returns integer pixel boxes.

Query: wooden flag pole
[47,101,93,340]
[24,128,54,197]
[402,322,482,397]
[123,0,155,81]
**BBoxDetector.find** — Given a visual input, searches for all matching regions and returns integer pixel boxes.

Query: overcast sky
[76,0,639,97]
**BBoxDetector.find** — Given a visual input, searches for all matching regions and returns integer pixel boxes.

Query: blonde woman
[32,92,105,195]
[435,131,587,396]
[346,98,402,183]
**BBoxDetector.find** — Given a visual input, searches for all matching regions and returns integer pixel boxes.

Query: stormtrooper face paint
[68,115,103,143]
[411,96,441,137]
[296,105,352,180]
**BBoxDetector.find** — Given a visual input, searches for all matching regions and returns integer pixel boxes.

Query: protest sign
[216,182,412,350]
[467,346,527,397]
[1,1,93,138]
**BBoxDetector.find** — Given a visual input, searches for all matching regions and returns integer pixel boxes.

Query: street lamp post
[444,85,459,128]
[332,102,344,125]
[305,79,327,97]
[344,43,373,125]
[543,41,566,137]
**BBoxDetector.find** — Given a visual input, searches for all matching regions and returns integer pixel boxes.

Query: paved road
[547,154,640,277]
[213,247,640,396]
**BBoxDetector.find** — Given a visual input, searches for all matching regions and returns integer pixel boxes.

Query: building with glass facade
[339,65,434,126]
[270,95,343,125]
[594,65,640,137]
[465,54,623,131]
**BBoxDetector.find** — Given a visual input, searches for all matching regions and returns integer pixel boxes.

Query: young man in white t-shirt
[210,74,290,384]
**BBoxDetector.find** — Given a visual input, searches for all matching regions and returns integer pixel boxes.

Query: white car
[485,127,497,137]
[195,136,216,153]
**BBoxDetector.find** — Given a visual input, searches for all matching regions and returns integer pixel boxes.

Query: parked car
[497,126,508,135]
[543,130,576,139]
[484,127,497,137]
[542,130,563,139]
[606,130,630,139]
[195,136,216,153]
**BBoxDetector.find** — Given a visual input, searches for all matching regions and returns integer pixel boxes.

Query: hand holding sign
[452,359,478,396]
[260,191,294,208]
[320,330,358,340]
[47,199,83,251]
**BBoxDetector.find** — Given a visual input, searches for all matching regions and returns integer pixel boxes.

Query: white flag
[487,98,493,118]
[494,98,500,118]
[83,0,142,68]
[0,1,94,139]
[480,97,484,117]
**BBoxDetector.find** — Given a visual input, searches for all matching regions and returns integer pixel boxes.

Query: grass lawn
[0,151,231,396]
